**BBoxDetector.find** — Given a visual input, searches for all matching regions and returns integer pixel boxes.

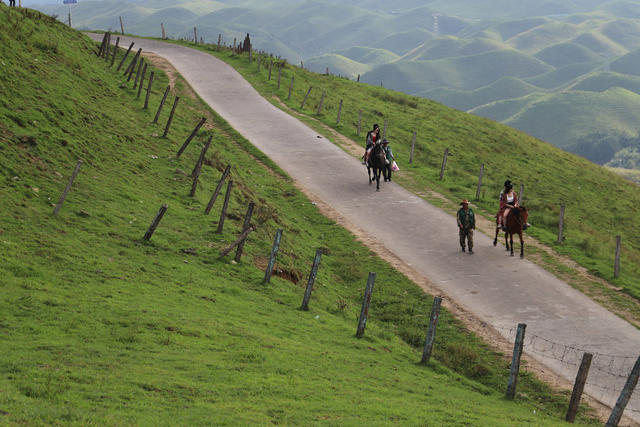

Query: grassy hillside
[338,46,399,66]
[305,54,369,79]
[534,42,603,67]
[523,61,600,89]
[610,47,640,75]
[399,36,509,61]
[570,71,640,93]
[421,76,541,111]
[0,6,599,425]
[193,39,640,306]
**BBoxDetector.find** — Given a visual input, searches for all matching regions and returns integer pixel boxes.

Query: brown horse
[493,206,528,258]
[366,143,386,191]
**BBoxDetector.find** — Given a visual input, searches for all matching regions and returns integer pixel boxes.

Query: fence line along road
[87,34,640,422]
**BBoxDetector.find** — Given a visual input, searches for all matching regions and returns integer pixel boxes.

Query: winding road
[90,34,640,422]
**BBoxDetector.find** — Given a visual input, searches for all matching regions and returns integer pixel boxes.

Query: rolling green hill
[523,61,600,89]
[570,71,640,93]
[305,54,369,78]
[421,76,542,111]
[610,47,640,75]
[534,42,603,67]
[1,6,601,425]
[400,36,509,61]
[338,46,400,66]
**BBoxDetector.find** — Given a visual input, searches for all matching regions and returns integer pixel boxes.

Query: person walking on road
[457,199,475,253]
[382,138,394,181]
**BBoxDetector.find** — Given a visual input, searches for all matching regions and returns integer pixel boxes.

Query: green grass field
[0,6,600,425]
[183,37,640,306]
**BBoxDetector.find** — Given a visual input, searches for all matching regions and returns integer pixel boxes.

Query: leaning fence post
[97,32,107,57]
[144,71,154,110]
[116,42,134,71]
[143,204,168,240]
[193,27,198,44]
[300,86,312,109]
[136,63,147,99]
[110,36,120,67]
[357,109,362,136]
[475,164,484,200]
[153,85,171,123]
[420,296,442,364]
[439,148,448,180]
[161,22,166,40]
[383,119,388,139]
[263,229,283,283]
[566,352,593,423]
[357,74,360,82]
[300,249,322,310]
[216,180,233,234]
[217,34,221,48]
[163,96,180,137]
[53,160,82,216]
[614,235,621,278]
[124,47,141,77]
[356,272,376,338]
[316,91,325,115]
[558,205,565,243]
[257,56,262,71]
[133,58,144,89]
[234,202,255,262]
[268,59,273,80]
[205,165,231,214]
[190,136,212,197]
[119,15,124,34]
[606,355,640,427]
[409,131,416,164]
[277,67,282,90]
[336,99,343,124]
[506,323,526,399]
[177,117,207,158]
[287,76,294,101]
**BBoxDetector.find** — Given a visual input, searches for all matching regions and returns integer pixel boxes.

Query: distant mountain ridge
[34,0,640,168]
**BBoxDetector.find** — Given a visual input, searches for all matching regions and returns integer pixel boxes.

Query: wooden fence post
[125,48,141,80]
[194,27,197,44]
[248,46,252,62]
[316,91,325,115]
[144,71,154,110]
[287,76,294,101]
[566,352,593,423]
[110,36,120,67]
[136,63,147,99]
[263,229,283,283]
[336,99,343,124]
[357,74,360,82]
[383,119,388,139]
[558,205,565,243]
[53,160,82,216]
[143,204,168,240]
[163,96,180,137]
[116,42,134,72]
[257,56,261,71]
[476,164,484,200]
[409,131,416,164]
[439,148,448,180]
[104,33,111,59]
[421,296,442,364]
[506,323,526,399]
[161,23,166,40]
[97,32,108,57]
[190,136,212,197]
[606,355,640,427]
[268,59,273,80]
[119,16,124,34]
[300,86,312,109]
[219,226,256,258]
[234,202,255,262]
[217,34,221,48]
[277,67,282,90]
[216,180,233,234]
[205,165,231,214]
[614,235,621,278]
[133,58,144,89]
[300,249,322,310]
[356,272,376,338]
[357,109,362,136]
[177,117,207,158]
[519,183,524,204]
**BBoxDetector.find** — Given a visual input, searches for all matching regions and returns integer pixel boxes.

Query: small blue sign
[63,0,77,4]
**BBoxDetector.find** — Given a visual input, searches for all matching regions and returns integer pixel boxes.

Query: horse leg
[376,168,380,191]
[367,166,372,184]
[519,232,524,258]
[493,227,498,246]
[504,232,509,251]
[510,234,514,256]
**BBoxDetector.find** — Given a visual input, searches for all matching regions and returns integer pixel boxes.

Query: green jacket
[383,146,394,162]
[457,208,475,230]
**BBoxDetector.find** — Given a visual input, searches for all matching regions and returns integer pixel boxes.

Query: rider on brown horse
[497,180,518,231]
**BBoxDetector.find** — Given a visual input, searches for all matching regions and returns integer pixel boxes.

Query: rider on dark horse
[362,124,380,165]
[497,180,529,231]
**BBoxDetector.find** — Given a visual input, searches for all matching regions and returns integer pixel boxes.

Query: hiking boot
[468,249,473,254]
[461,247,465,252]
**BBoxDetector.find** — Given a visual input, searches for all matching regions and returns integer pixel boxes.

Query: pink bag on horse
[391,161,399,171]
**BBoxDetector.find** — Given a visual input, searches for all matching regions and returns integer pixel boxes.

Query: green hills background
[32,0,640,171]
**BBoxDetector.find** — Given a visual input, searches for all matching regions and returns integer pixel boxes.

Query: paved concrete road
[90,34,640,419]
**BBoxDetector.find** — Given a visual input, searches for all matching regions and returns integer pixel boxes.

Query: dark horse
[366,143,386,191]
[493,206,528,258]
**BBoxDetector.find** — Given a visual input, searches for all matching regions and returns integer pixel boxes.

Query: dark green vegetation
[0,6,599,425]
[187,40,640,306]
[36,0,640,170]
